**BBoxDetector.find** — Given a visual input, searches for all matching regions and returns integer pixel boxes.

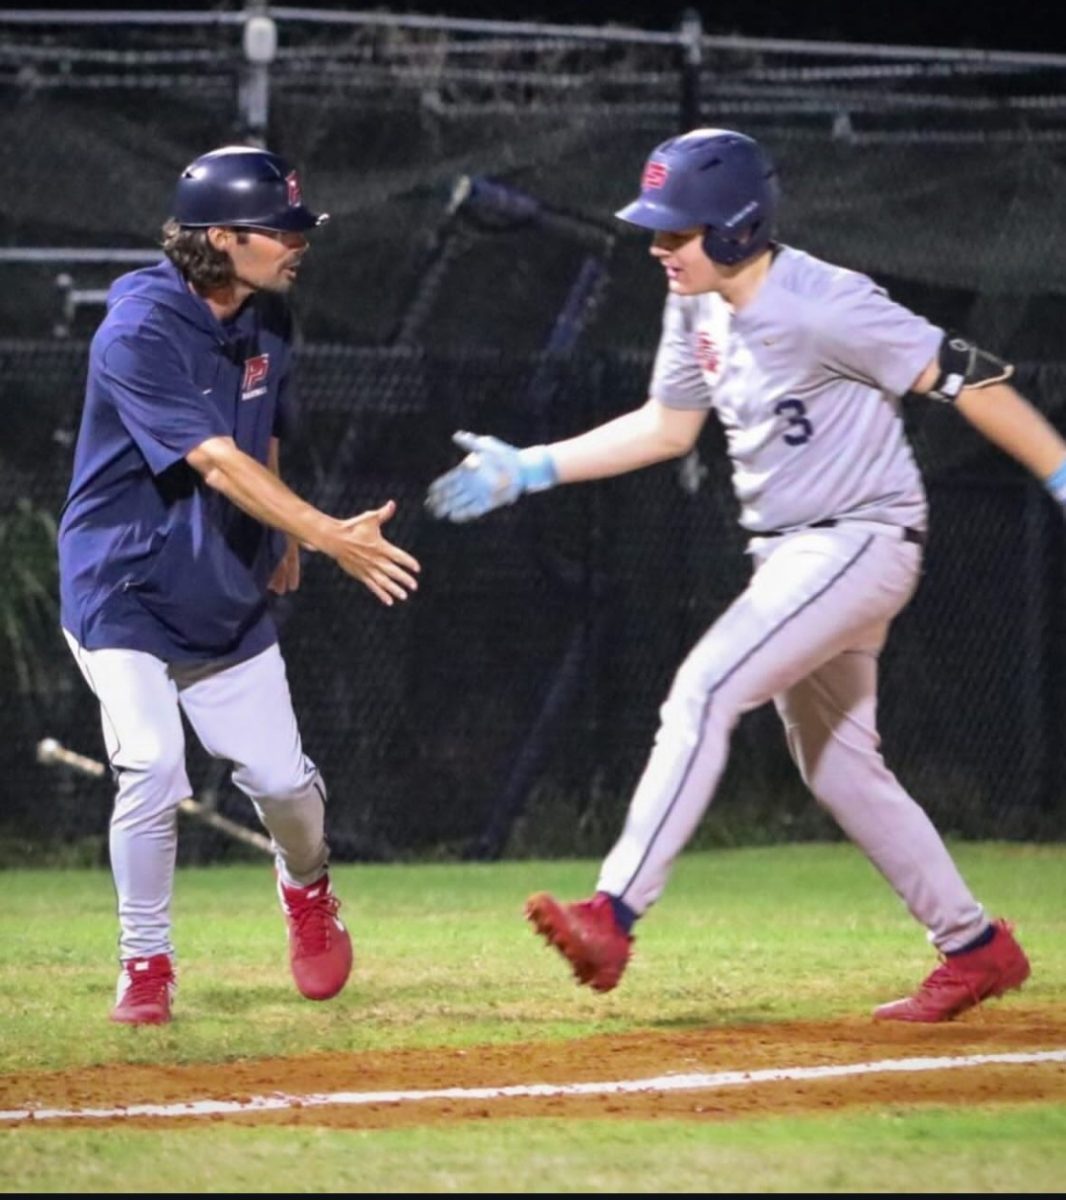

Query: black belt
[754,520,925,547]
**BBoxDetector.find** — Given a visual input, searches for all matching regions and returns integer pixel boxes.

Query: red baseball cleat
[873,918,1031,1023]
[110,953,175,1025]
[526,891,633,993]
[278,873,353,1001]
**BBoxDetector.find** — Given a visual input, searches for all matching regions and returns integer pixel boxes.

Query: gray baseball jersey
[649,245,943,533]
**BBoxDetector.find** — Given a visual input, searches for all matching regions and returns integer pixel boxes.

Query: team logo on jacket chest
[241,354,270,400]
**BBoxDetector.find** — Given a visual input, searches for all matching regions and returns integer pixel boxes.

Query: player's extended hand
[425,432,524,522]
[268,534,301,596]
[328,500,421,606]
[425,431,557,523]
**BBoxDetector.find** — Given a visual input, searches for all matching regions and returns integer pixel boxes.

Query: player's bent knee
[233,759,323,804]
[111,737,186,783]
[111,757,191,823]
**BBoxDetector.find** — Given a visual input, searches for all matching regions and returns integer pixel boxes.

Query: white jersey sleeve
[811,271,942,398]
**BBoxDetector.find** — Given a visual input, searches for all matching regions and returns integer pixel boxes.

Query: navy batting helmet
[615,129,777,265]
[172,145,328,231]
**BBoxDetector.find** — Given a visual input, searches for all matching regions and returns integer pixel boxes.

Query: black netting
[3,14,1066,860]
[3,342,1066,861]
[4,19,1066,354]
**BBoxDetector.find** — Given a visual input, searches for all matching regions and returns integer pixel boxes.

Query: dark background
[4,1,1066,862]
[183,1,1066,53]
[367,1,1057,53]
[6,0,1058,53]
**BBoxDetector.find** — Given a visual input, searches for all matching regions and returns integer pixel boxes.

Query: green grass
[1,843,1064,1191]
[5,1107,1066,1193]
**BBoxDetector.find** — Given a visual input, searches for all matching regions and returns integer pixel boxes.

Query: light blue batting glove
[1045,458,1066,516]
[425,431,558,523]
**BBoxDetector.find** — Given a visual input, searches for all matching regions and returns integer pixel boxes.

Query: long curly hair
[160,220,243,290]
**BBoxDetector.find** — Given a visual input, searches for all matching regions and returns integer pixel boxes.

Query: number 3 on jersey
[775,398,814,445]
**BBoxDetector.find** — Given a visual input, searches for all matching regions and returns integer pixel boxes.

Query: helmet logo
[642,161,669,190]
[286,171,302,207]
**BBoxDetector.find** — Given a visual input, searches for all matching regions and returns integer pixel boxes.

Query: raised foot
[525,891,633,994]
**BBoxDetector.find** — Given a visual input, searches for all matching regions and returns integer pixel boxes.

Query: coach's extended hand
[425,431,558,522]
[326,500,421,606]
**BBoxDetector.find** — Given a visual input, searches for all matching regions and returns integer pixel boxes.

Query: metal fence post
[679,7,704,129]
[239,0,276,146]
[675,9,709,525]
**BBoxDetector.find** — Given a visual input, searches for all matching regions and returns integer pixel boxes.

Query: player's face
[224,227,309,294]
[650,227,724,295]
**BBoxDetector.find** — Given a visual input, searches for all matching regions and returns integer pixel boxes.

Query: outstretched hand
[425,431,525,523]
[328,500,421,606]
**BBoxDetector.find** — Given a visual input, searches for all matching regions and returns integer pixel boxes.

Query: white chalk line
[3,1049,1064,1125]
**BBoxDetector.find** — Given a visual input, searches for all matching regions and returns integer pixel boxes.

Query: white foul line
[2,1049,1064,1125]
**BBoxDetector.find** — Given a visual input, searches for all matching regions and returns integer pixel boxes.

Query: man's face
[212,226,309,294]
[649,227,724,295]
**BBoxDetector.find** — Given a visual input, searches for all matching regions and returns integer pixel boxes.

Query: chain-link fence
[3,8,1066,861]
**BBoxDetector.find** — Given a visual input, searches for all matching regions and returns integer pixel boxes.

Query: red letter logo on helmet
[642,161,669,189]
[286,171,302,207]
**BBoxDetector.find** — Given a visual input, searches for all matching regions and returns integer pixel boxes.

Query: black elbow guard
[928,332,1014,403]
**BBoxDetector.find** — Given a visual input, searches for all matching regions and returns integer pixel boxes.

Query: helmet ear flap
[703,216,769,266]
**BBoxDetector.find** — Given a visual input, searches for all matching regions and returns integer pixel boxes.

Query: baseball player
[425,128,1066,1022]
[58,145,420,1025]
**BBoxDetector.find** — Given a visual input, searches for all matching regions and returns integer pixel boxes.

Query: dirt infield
[3,1005,1064,1130]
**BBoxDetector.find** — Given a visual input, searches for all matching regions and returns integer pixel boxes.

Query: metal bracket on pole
[53,273,110,338]
[0,250,162,338]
